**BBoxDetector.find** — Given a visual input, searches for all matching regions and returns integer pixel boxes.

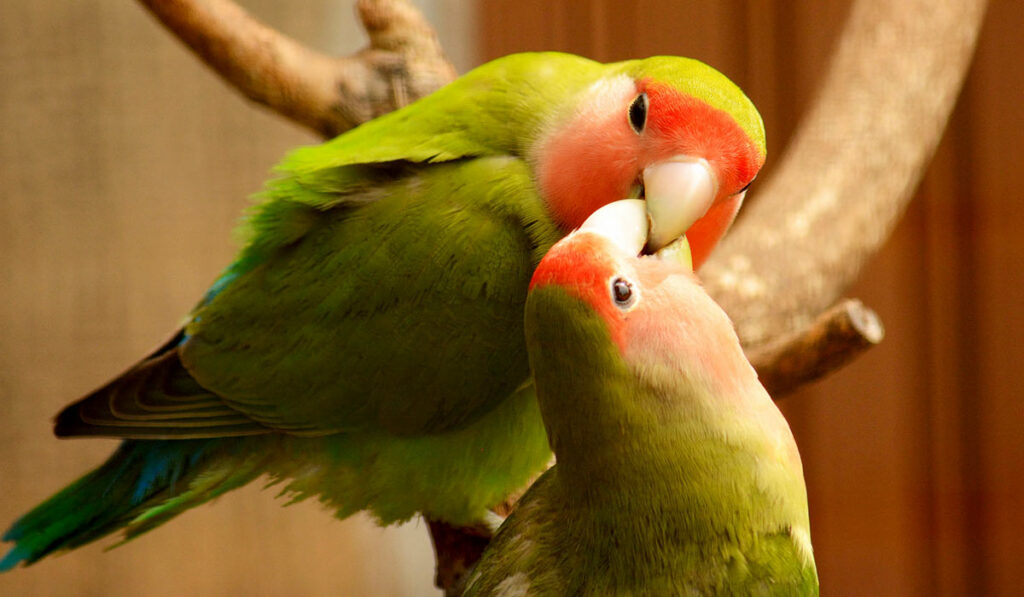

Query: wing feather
[55,343,268,439]
[182,157,560,435]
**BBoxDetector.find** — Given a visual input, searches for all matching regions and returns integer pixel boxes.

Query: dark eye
[628,93,648,134]
[611,277,635,308]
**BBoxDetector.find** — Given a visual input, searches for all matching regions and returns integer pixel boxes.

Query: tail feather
[0,437,271,571]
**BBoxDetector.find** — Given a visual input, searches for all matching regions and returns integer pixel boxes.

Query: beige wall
[0,2,472,595]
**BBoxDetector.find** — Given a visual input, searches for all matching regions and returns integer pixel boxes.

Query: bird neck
[525,285,811,570]
[550,375,811,574]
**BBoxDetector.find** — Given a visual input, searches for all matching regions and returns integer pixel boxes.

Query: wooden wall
[481,1,1023,595]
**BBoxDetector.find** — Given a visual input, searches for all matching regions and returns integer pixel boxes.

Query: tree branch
[427,519,493,597]
[702,0,986,358]
[137,0,456,138]
[749,298,884,398]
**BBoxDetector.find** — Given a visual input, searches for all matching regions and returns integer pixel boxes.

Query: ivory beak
[642,156,717,252]
[578,199,693,271]
[578,199,648,257]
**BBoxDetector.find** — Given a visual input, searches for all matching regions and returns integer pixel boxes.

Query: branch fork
[138,0,457,138]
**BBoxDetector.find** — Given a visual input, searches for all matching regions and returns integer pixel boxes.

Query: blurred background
[1,1,1021,595]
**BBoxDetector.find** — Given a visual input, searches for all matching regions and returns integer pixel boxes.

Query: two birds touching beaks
[2,52,817,594]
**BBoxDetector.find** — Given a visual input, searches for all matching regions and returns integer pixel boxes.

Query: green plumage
[464,234,818,595]
[186,157,558,434]
[2,52,766,571]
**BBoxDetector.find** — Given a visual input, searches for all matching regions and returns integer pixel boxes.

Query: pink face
[534,76,764,268]
[530,225,803,473]
[529,231,752,399]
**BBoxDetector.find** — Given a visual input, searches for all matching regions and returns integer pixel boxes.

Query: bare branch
[749,299,884,398]
[427,518,492,597]
[703,0,987,352]
[137,0,456,138]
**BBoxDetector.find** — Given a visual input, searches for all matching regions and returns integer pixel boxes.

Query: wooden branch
[703,0,987,354]
[427,518,493,597]
[749,298,884,398]
[137,0,456,139]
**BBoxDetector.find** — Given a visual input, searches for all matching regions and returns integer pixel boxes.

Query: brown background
[1,1,1022,595]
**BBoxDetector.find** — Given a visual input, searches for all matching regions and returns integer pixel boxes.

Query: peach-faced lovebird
[464,200,816,595]
[1,52,764,569]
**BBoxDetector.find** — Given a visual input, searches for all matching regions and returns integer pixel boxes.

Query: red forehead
[530,233,615,295]
[640,79,764,192]
[530,233,626,345]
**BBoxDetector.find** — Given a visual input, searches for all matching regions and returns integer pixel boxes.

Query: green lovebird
[464,200,817,595]
[1,52,765,570]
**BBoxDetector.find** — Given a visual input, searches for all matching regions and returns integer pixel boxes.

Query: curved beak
[579,199,648,257]
[642,156,718,252]
[578,199,693,270]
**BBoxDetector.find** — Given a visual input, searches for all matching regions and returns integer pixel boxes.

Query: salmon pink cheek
[535,78,647,230]
[537,130,642,230]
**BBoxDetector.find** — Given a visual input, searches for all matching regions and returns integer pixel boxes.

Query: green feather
[0,439,268,569]
[184,157,561,435]
[2,383,551,569]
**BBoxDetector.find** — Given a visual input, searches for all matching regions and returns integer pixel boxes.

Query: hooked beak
[638,156,718,253]
[579,199,693,271]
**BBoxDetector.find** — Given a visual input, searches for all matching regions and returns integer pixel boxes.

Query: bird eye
[611,277,636,309]
[628,93,648,134]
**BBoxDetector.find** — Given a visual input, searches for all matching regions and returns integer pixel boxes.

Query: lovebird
[464,200,817,595]
[1,52,765,570]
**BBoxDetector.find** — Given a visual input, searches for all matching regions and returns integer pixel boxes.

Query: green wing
[221,51,603,289]
[181,156,561,436]
[55,52,602,440]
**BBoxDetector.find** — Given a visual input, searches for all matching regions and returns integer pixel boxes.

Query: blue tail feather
[0,438,229,570]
